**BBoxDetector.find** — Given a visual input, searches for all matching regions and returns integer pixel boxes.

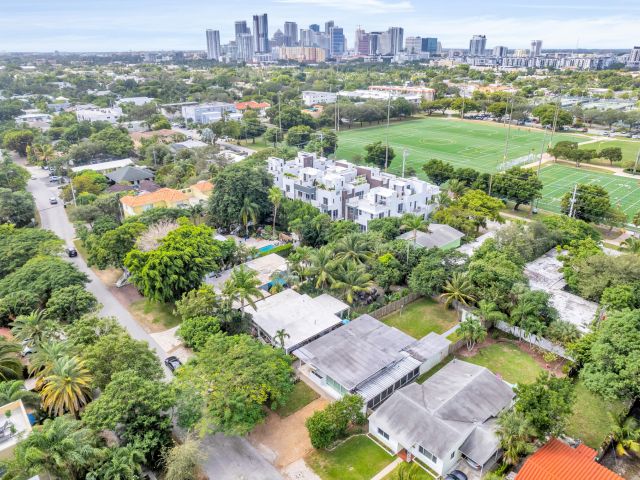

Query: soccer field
[537,164,640,219]
[336,117,586,175]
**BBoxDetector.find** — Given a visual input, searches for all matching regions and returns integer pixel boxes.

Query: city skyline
[1,0,639,52]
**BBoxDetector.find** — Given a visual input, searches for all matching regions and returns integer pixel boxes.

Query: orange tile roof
[235,101,270,110]
[191,180,214,193]
[516,439,623,480]
[121,187,188,208]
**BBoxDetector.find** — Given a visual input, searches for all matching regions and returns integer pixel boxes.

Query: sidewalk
[371,458,402,480]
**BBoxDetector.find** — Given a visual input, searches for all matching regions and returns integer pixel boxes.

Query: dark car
[164,356,182,372]
[445,471,468,480]
[66,247,78,257]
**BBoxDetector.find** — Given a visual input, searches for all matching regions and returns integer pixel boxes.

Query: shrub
[306,395,364,449]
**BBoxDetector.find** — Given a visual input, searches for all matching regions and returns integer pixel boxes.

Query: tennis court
[537,164,640,219]
[336,117,586,175]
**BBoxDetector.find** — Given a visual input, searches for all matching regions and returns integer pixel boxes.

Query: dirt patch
[94,268,123,286]
[109,285,159,334]
[249,398,329,469]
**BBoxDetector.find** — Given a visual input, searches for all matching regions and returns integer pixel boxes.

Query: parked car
[49,196,58,205]
[66,247,78,257]
[164,356,182,373]
[445,471,468,480]
[49,175,61,182]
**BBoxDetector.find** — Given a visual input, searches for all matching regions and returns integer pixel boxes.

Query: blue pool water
[258,244,276,253]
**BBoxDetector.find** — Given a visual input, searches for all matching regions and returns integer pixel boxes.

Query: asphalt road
[26,166,283,480]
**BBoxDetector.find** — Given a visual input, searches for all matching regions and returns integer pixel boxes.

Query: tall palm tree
[239,197,259,238]
[40,355,92,418]
[331,261,374,304]
[4,415,103,480]
[29,340,74,387]
[0,339,23,381]
[458,316,488,351]
[400,214,429,246]
[225,265,263,316]
[11,310,58,347]
[274,329,290,350]
[28,143,55,166]
[610,412,640,457]
[268,186,283,235]
[439,272,476,316]
[497,410,534,466]
[333,233,372,264]
[622,237,640,254]
[0,380,40,408]
[310,246,336,290]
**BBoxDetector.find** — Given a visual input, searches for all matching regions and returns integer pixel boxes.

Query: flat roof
[71,158,133,173]
[398,224,465,248]
[245,253,288,285]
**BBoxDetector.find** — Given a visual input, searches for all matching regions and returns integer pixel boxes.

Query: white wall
[419,347,450,375]
[368,420,401,453]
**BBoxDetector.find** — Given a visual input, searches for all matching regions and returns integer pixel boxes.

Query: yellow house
[120,181,215,218]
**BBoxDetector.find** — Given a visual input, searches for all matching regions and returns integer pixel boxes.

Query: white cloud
[275,0,414,14]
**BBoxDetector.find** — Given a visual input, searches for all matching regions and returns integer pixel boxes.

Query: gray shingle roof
[105,165,154,183]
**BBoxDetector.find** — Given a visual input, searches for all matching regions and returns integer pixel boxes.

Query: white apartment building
[302,91,338,106]
[75,106,123,124]
[268,152,439,231]
[181,102,242,124]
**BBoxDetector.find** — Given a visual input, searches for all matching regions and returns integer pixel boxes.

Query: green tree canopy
[45,285,99,323]
[0,188,35,227]
[0,225,63,277]
[364,141,395,169]
[492,167,543,210]
[560,183,611,223]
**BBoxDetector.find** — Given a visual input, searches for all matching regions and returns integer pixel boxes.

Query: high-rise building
[329,26,345,57]
[237,33,255,62]
[493,46,508,57]
[388,27,404,55]
[355,28,370,56]
[309,24,320,33]
[421,37,438,55]
[253,14,270,53]
[300,29,312,47]
[325,21,334,34]
[469,35,487,56]
[235,21,249,38]
[530,40,543,57]
[630,46,640,63]
[369,32,383,55]
[206,30,222,61]
[284,21,298,46]
[272,29,285,47]
[405,36,422,54]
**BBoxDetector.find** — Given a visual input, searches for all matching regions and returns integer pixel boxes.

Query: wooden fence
[368,292,422,319]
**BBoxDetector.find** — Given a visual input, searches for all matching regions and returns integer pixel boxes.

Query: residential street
[25,166,283,480]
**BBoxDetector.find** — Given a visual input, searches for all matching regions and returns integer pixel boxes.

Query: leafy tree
[581,309,640,400]
[40,355,93,417]
[0,290,39,325]
[163,437,203,480]
[45,285,98,323]
[547,141,578,162]
[89,126,134,157]
[539,215,600,245]
[372,253,403,290]
[488,101,509,118]
[286,125,314,148]
[492,167,543,210]
[497,410,535,465]
[306,128,338,155]
[65,314,124,349]
[174,285,219,320]
[545,320,580,346]
[622,237,640,254]
[514,373,575,437]
[364,141,395,169]
[306,395,364,449]
[532,104,573,127]
[0,256,88,304]
[0,225,62,277]
[86,445,145,480]
[174,333,293,435]
[368,217,402,241]
[408,248,461,296]
[327,220,359,243]
[266,104,315,130]
[84,332,163,390]
[177,315,221,351]
[433,189,503,236]
[458,316,487,350]
[0,188,35,227]
[600,283,640,311]
[2,129,34,156]
[599,147,623,166]
[3,416,103,480]
[0,158,30,191]
[82,371,175,461]
[563,253,640,301]
[560,183,610,223]
[87,221,147,269]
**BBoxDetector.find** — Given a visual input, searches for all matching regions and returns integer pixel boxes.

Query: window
[418,445,437,463]
[377,428,390,440]
[450,451,455,459]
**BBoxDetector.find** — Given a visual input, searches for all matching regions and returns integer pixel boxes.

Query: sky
[1,0,638,52]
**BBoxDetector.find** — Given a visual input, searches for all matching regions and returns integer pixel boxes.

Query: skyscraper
[237,32,255,62]
[309,24,320,33]
[493,45,508,57]
[284,21,298,47]
[300,29,311,47]
[329,26,345,57]
[530,40,543,57]
[355,28,370,56]
[469,35,487,56]
[421,37,438,55]
[205,29,221,61]
[630,46,640,63]
[235,21,249,38]
[253,14,270,53]
[405,36,422,54]
[388,27,404,55]
[325,20,334,34]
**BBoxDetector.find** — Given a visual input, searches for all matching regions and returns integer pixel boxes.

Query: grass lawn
[306,435,394,480]
[579,138,640,165]
[537,164,640,220]
[382,463,434,480]
[336,117,585,175]
[459,341,543,385]
[565,381,625,449]
[130,299,181,331]
[416,354,454,384]
[382,298,458,339]
[275,381,319,417]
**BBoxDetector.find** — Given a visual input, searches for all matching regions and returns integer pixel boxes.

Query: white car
[49,196,58,205]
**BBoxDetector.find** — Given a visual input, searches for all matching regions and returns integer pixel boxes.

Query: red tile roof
[516,439,623,480]
[235,101,270,110]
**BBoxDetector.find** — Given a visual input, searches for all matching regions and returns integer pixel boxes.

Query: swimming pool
[258,244,276,253]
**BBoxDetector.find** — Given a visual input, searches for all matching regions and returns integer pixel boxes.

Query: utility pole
[568,184,578,218]
[536,126,548,175]
[402,148,408,178]
[633,149,640,175]
[502,96,516,166]
[385,91,391,171]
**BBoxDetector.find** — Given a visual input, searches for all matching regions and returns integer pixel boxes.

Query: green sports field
[537,164,640,219]
[579,138,640,165]
[336,117,586,175]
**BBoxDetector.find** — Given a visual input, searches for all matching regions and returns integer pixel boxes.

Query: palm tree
[274,329,290,350]
[445,178,467,199]
[439,272,476,314]
[331,261,374,304]
[622,237,640,254]
[239,197,259,238]
[497,410,534,466]
[224,265,263,316]
[11,310,58,347]
[400,214,429,246]
[333,234,372,264]
[610,412,640,457]
[394,463,425,480]
[0,339,23,381]
[458,316,488,351]
[0,380,40,408]
[4,415,103,480]
[28,143,55,166]
[29,340,74,388]
[40,355,92,418]
[87,445,145,480]
[268,186,283,235]
[475,300,507,328]
[310,246,336,290]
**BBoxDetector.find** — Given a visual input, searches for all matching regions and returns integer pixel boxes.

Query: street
[25,166,283,480]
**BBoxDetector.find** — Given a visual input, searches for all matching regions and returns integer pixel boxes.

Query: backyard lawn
[129,299,181,331]
[566,381,625,449]
[383,463,433,480]
[459,341,543,385]
[382,298,458,339]
[275,381,319,417]
[306,435,394,480]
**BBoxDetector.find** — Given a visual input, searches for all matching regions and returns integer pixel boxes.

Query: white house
[75,106,123,124]
[302,91,338,106]
[0,400,32,461]
[369,359,515,476]
[181,102,242,124]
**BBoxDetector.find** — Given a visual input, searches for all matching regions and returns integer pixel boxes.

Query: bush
[306,395,364,449]
[177,316,221,351]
